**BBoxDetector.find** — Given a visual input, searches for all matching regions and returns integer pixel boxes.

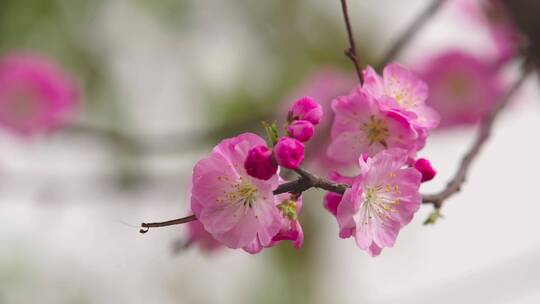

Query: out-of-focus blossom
[287,119,314,142]
[418,50,503,128]
[186,220,223,252]
[363,64,440,129]
[274,137,305,169]
[327,86,420,164]
[0,53,78,136]
[335,149,422,256]
[414,158,437,182]
[449,0,520,64]
[191,133,282,253]
[244,145,278,181]
[288,96,323,125]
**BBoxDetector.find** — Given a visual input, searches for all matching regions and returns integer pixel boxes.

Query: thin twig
[140,215,197,233]
[340,0,363,83]
[422,60,534,208]
[377,0,445,69]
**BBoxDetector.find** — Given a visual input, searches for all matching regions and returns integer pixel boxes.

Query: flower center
[362,115,389,146]
[361,181,401,225]
[222,178,258,208]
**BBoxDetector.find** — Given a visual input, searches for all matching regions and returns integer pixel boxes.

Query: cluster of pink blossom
[321,63,438,256]
[189,97,323,253]
[0,53,78,137]
[186,64,439,256]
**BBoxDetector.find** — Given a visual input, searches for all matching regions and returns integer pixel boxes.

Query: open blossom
[336,149,422,256]
[0,53,78,136]
[419,50,503,128]
[244,145,278,180]
[244,193,304,253]
[191,133,282,252]
[274,137,305,169]
[363,64,439,129]
[288,96,323,125]
[327,87,420,164]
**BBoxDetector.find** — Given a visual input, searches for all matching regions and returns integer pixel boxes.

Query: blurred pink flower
[327,86,420,164]
[418,50,504,128]
[363,64,440,129]
[335,149,422,256]
[449,0,520,64]
[191,133,282,253]
[0,53,78,136]
[186,220,223,252]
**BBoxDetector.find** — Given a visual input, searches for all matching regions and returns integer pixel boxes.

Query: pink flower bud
[274,137,305,169]
[414,158,436,182]
[288,96,323,125]
[287,120,314,142]
[244,145,278,180]
[323,192,342,216]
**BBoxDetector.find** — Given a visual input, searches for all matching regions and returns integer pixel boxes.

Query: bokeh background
[1,0,539,303]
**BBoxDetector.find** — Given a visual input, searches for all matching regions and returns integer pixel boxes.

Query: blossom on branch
[335,149,422,256]
[191,133,282,253]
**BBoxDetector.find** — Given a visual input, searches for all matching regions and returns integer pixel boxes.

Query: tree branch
[340,0,363,83]
[140,169,349,233]
[377,0,445,69]
[422,60,534,208]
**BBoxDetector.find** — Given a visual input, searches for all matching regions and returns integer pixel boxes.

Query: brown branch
[140,214,197,233]
[340,0,363,83]
[377,0,445,69]
[422,60,534,208]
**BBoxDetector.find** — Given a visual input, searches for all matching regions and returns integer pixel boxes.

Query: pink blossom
[0,53,78,136]
[191,133,282,251]
[287,120,314,142]
[288,96,323,125]
[274,137,305,169]
[242,193,304,253]
[414,158,437,182]
[327,86,421,164]
[272,194,304,248]
[244,145,278,180]
[336,149,422,256]
[418,50,503,128]
[363,64,440,129]
[186,220,223,252]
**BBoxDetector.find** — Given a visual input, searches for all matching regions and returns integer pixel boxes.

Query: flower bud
[274,137,305,169]
[287,120,314,142]
[323,192,342,216]
[244,145,278,180]
[414,158,436,182]
[288,96,323,125]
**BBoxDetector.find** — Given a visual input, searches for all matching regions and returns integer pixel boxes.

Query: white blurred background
[0,0,539,303]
